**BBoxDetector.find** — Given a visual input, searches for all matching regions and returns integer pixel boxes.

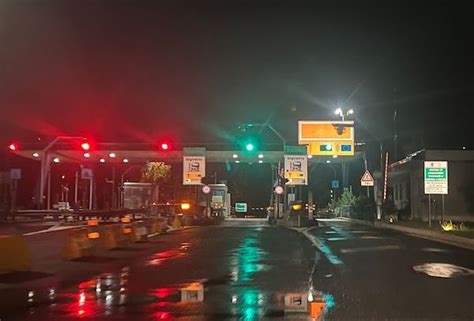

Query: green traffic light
[246,143,254,151]
[320,144,333,151]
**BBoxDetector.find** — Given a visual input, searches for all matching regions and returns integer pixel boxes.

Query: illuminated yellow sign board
[298,121,355,156]
[309,141,354,156]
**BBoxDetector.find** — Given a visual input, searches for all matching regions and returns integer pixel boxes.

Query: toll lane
[4,226,317,321]
[306,219,474,321]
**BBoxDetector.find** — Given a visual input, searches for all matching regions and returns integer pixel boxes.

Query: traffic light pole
[238,122,286,149]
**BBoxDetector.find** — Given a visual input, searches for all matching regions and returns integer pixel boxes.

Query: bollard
[308,301,326,320]
[87,219,100,240]
[172,216,183,229]
[0,235,32,273]
[102,224,129,250]
[130,222,147,242]
[62,228,97,260]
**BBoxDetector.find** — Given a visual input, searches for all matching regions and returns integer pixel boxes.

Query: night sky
[1,1,474,208]
[1,1,473,149]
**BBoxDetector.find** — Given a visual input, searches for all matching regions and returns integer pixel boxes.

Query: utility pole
[74,171,79,206]
[393,88,398,161]
[376,142,384,220]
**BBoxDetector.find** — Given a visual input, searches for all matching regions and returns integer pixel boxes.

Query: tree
[141,162,171,202]
[336,189,357,208]
[141,162,171,185]
[335,189,357,217]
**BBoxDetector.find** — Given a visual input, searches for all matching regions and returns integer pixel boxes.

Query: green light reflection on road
[229,230,268,320]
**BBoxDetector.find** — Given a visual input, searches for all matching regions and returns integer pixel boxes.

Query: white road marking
[24,225,79,236]
[300,229,343,265]
[359,236,387,240]
[421,248,450,253]
[326,237,349,241]
[340,245,400,253]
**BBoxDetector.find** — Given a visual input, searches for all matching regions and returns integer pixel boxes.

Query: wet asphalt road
[307,219,474,321]
[1,219,474,321]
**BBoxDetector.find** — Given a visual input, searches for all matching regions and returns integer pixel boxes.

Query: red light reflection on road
[147,248,187,266]
[154,311,172,320]
[154,287,174,299]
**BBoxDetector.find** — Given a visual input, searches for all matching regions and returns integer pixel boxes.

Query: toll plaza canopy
[14,147,363,164]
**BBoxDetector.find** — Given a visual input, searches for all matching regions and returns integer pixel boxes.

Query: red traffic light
[81,142,91,151]
[8,143,18,151]
[161,143,169,150]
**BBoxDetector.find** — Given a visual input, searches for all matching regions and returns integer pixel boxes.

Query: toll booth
[199,184,231,218]
[123,182,154,209]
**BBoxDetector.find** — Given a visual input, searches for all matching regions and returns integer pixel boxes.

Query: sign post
[284,146,308,186]
[424,161,448,227]
[81,168,94,210]
[235,202,247,213]
[183,148,206,185]
[360,170,374,200]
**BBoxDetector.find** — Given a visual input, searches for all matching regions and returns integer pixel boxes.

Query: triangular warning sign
[360,170,374,186]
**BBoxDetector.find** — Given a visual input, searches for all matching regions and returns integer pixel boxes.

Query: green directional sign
[424,161,448,194]
[235,203,247,213]
[284,145,308,155]
[183,147,206,156]
[425,168,447,180]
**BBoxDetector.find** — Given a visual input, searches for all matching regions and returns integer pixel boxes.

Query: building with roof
[374,150,474,222]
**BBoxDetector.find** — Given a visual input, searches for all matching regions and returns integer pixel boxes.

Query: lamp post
[334,107,354,121]
[39,136,87,209]
[333,108,354,189]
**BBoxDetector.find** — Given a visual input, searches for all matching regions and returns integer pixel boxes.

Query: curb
[341,218,474,251]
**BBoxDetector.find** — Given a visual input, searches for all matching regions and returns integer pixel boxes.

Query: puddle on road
[413,263,474,278]
[146,242,191,266]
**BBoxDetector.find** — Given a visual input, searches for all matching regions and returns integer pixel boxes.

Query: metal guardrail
[12,208,148,221]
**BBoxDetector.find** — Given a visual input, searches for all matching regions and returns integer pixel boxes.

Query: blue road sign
[331,180,340,189]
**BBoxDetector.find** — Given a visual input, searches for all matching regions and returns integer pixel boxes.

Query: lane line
[359,236,388,240]
[300,229,344,265]
[326,237,349,241]
[340,245,400,253]
[24,225,79,236]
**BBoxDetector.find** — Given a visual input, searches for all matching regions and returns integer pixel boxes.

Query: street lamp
[334,107,354,121]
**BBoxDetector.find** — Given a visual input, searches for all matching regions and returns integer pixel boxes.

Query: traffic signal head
[320,144,333,152]
[158,140,173,151]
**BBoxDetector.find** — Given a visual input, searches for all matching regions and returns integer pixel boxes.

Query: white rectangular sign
[284,155,308,185]
[284,292,308,312]
[424,161,448,195]
[183,156,205,185]
[180,283,204,302]
[10,168,22,180]
[81,168,93,179]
